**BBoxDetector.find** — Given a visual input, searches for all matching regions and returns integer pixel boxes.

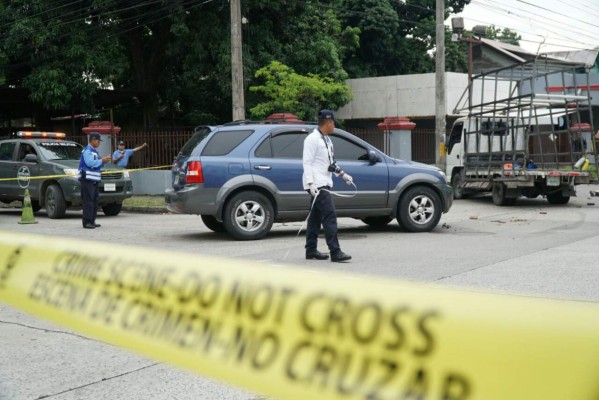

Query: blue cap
[318,109,337,123]
[88,133,102,141]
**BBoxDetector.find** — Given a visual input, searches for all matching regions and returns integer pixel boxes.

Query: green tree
[0,0,126,112]
[485,25,522,46]
[170,0,359,124]
[338,0,470,77]
[249,61,352,121]
[445,26,468,73]
[0,0,197,127]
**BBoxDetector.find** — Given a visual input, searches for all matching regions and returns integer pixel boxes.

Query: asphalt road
[1,187,599,399]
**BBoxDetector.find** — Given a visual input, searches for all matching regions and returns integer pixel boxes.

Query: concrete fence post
[377,117,416,161]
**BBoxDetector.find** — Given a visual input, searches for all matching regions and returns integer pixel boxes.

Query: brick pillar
[377,117,416,160]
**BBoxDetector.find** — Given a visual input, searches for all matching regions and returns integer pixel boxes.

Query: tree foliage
[249,61,353,121]
[484,25,522,46]
[0,0,483,127]
[339,0,470,77]
[0,0,126,111]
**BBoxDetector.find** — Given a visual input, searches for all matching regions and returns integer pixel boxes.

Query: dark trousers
[305,187,340,254]
[81,180,99,226]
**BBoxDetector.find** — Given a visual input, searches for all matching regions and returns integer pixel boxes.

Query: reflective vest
[78,145,102,182]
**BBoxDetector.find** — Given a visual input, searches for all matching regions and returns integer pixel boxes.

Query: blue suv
[165,123,453,240]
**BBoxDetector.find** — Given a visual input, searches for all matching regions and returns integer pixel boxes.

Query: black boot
[306,249,329,260]
[331,250,351,262]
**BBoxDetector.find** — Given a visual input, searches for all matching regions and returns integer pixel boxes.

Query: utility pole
[435,0,446,169]
[230,0,245,121]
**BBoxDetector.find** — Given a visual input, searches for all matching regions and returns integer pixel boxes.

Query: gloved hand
[309,184,319,197]
[342,173,353,185]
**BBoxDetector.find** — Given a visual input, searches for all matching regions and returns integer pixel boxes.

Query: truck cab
[446,116,525,199]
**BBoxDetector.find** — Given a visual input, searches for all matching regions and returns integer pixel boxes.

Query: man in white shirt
[302,109,352,262]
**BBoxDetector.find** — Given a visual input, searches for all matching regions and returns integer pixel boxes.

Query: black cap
[89,133,102,141]
[318,109,337,123]
[118,140,125,145]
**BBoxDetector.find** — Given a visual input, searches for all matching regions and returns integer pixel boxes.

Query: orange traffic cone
[18,189,37,224]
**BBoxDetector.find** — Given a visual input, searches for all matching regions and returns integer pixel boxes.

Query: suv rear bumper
[165,185,218,215]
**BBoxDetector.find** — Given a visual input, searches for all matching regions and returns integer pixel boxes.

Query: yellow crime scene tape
[1,230,599,400]
[0,165,172,182]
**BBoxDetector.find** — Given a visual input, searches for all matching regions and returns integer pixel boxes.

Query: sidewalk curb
[121,206,168,214]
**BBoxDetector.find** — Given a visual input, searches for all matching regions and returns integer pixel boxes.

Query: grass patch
[123,195,166,207]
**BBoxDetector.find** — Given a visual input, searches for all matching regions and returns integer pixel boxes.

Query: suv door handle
[254,165,272,171]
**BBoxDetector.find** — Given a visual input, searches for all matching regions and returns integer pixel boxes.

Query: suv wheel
[223,192,274,240]
[201,215,225,232]
[397,186,442,232]
[102,202,123,216]
[45,184,67,219]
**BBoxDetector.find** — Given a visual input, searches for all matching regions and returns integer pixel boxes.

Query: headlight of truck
[63,168,79,177]
[123,170,130,178]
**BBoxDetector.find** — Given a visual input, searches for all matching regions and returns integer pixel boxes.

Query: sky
[445,0,599,54]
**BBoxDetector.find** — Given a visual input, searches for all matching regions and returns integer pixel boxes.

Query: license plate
[547,176,560,186]
[104,183,116,191]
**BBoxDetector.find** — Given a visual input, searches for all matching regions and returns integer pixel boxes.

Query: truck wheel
[102,203,123,216]
[45,184,67,219]
[361,216,393,228]
[397,186,442,232]
[223,192,274,240]
[492,183,516,206]
[546,191,570,205]
[451,171,468,199]
[201,215,226,232]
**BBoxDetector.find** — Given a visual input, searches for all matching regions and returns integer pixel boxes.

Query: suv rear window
[255,131,307,159]
[180,126,213,156]
[201,130,253,156]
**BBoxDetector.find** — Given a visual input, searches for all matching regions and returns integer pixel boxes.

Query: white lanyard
[318,129,334,165]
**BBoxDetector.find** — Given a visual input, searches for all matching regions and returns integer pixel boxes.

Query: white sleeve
[303,135,317,184]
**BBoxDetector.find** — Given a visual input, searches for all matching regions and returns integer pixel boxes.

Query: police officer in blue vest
[79,133,111,229]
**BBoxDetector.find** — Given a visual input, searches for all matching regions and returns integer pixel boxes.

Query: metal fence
[411,128,436,164]
[348,127,436,164]
[71,128,194,169]
[347,128,390,155]
[71,126,436,168]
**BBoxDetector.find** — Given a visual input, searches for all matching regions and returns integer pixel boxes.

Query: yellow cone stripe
[1,231,599,400]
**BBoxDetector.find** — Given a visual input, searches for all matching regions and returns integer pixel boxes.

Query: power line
[2,0,212,73]
[457,15,595,51]
[474,0,598,42]
[552,0,599,19]
[466,0,598,49]
[0,0,86,29]
[516,0,599,28]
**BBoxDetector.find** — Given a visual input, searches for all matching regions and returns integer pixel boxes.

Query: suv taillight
[186,161,204,183]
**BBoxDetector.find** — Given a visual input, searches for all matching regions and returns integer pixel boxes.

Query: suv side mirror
[368,150,381,164]
[24,154,38,163]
